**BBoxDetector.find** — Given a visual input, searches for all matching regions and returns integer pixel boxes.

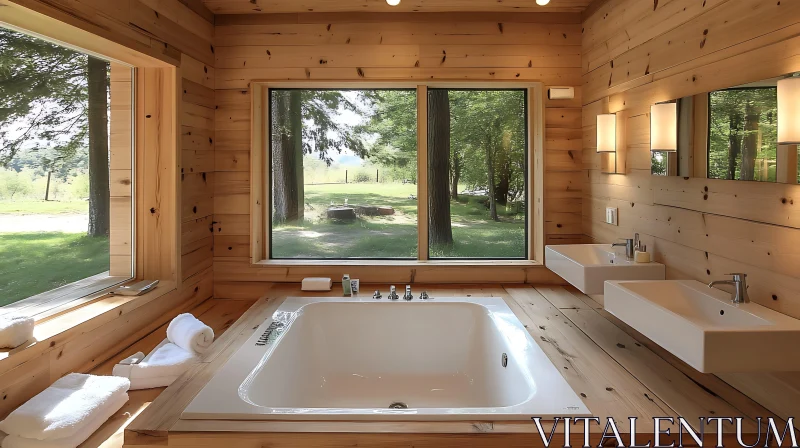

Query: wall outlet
[605,207,618,226]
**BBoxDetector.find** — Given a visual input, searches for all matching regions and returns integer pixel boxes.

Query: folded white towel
[117,351,145,366]
[301,277,332,291]
[1,392,128,448]
[166,313,214,354]
[0,373,130,441]
[112,339,198,390]
[0,314,34,349]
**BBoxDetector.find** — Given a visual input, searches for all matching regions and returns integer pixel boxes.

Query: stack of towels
[0,314,34,349]
[0,373,130,448]
[112,313,214,390]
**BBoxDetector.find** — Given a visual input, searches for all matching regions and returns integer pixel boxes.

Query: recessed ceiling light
[387,0,400,5]
[536,0,550,5]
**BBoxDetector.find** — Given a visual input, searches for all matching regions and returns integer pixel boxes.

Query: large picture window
[0,27,134,312]
[263,84,536,262]
[269,89,418,259]
[427,89,527,259]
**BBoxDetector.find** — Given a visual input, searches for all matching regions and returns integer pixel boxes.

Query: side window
[0,27,133,311]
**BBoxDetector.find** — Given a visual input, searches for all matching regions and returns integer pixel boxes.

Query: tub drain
[389,402,408,409]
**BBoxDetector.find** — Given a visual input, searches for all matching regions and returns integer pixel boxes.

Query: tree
[0,28,110,236]
[270,90,368,224]
[361,90,418,182]
[709,88,777,182]
[427,89,454,248]
[87,57,110,236]
[450,90,526,221]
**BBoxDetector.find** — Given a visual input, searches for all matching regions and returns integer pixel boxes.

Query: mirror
[651,75,800,184]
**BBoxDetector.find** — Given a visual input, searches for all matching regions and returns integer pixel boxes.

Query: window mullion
[417,85,429,261]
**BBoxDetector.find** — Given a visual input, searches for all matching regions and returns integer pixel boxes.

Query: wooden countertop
[109,285,779,447]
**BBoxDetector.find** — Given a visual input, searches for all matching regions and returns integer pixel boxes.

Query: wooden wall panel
[5,0,214,66]
[212,13,583,288]
[181,54,217,282]
[0,0,216,418]
[581,0,800,422]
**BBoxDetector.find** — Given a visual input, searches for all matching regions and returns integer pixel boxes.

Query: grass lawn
[0,233,109,306]
[272,183,525,259]
[0,200,88,214]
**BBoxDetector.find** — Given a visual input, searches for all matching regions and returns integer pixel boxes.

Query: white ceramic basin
[545,244,665,295]
[605,280,800,373]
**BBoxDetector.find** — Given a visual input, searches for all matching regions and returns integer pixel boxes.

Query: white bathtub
[182,296,590,421]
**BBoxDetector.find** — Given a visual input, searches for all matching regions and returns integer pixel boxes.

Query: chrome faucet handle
[419,291,430,300]
[612,238,635,259]
[372,290,382,300]
[388,285,399,300]
[709,273,750,304]
[403,285,413,301]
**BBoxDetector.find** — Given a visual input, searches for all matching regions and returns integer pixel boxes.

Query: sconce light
[597,114,616,153]
[650,102,677,152]
[778,76,800,144]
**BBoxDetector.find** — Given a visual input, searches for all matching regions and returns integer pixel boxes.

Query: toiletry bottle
[342,274,352,296]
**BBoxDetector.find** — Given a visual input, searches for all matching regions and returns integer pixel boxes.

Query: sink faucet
[708,273,750,304]
[612,238,635,259]
[388,285,399,301]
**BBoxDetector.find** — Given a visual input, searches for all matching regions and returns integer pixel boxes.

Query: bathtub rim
[181,295,591,421]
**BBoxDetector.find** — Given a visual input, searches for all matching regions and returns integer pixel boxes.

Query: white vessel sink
[545,244,665,295]
[605,280,800,373]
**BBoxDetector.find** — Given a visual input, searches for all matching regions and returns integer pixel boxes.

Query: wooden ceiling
[202,0,592,14]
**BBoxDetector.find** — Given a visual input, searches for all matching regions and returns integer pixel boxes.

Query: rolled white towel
[112,339,198,390]
[166,313,214,354]
[0,314,34,349]
[0,373,129,441]
[1,392,128,448]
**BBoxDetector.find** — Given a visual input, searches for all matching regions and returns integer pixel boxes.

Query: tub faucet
[709,273,750,304]
[388,285,399,300]
[403,285,413,301]
[612,238,635,259]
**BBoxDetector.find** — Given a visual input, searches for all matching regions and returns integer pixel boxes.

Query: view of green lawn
[0,232,109,306]
[272,183,525,259]
[0,200,88,214]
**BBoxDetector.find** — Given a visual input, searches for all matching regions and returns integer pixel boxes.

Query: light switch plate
[605,207,618,226]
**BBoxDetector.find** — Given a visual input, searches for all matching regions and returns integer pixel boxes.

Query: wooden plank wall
[581,0,800,421]
[0,0,216,419]
[212,12,584,295]
[181,53,216,283]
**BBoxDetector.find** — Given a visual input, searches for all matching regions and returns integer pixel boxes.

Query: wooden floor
[67,284,780,447]
[79,298,256,448]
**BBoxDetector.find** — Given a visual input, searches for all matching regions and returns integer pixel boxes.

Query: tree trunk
[44,170,52,201]
[450,150,460,200]
[740,102,760,181]
[494,162,510,206]
[271,90,304,223]
[494,130,512,206]
[427,89,453,249]
[727,111,743,180]
[87,56,110,237]
[485,138,498,221]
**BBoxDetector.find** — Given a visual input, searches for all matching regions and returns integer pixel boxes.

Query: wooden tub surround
[111,284,779,448]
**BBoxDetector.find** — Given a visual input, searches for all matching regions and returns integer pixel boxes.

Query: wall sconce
[778,76,800,144]
[650,102,677,152]
[597,113,616,153]
[598,111,626,174]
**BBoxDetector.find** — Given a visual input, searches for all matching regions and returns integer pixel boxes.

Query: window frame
[0,8,181,321]
[251,81,545,267]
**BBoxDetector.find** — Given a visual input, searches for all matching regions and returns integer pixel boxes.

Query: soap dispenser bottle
[342,274,352,296]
